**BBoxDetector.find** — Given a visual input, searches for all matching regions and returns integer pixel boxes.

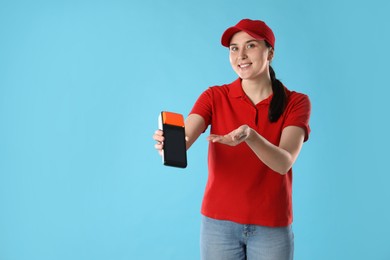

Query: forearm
[184,114,206,150]
[245,128,294,175]
[207,125,305,174]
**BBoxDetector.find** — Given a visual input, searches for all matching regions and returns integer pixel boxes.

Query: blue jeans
[200,216,294,260]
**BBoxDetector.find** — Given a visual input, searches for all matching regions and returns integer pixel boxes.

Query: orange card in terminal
[158,111,187,168]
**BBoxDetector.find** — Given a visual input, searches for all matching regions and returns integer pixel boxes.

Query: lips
[239,63,251,68]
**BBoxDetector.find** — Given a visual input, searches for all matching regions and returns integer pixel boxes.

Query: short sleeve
[189,88,213,129]
[283,93,311,142]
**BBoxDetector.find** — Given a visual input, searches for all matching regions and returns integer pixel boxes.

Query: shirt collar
[228,78,273,105]
[228,78,245,98]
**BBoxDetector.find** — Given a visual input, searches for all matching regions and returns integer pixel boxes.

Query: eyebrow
[229,40,260,47]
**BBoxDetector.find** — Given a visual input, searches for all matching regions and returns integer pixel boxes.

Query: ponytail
[264,41,287,122]
[269,65,287,122]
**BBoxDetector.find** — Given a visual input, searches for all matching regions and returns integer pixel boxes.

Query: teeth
[240,64,250,68]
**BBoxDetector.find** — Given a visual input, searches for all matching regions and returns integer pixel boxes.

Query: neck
[242,74,273,105]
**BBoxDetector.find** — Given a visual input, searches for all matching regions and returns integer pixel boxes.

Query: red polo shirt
[190,78,311,227]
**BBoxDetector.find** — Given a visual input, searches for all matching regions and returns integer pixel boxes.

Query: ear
[267,48,274,61]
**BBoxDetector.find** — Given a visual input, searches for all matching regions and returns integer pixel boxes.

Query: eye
[229,46,238,52]
[246,43,256,49]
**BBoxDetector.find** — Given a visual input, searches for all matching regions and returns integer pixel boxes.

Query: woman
[153,18,311,260]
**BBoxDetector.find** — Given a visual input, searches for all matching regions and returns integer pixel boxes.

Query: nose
[238,48,248,60]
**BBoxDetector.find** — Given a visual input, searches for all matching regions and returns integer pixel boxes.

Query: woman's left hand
[207,125,252,146]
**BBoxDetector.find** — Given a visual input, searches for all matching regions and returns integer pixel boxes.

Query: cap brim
[221,27,241,47]
[221,26,266,47]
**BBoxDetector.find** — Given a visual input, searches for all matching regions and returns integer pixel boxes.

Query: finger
[154,129,164,138]
[234,133,247,141]
[153,134,165,142]
[154,143,164,150]
[209,136,224,143]
[207,135,219,142]
[207,134,221,139]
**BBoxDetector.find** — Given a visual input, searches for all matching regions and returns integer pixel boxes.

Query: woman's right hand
[153,129,164,156]
[153,114,205,156]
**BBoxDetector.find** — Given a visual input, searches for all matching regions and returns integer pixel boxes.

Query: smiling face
[229,31,274,81]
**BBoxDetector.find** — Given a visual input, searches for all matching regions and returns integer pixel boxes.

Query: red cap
[221,19,275,49]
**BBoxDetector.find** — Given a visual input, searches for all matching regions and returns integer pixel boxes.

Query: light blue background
[1,0,389,259]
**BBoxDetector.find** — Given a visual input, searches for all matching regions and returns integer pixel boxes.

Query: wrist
[245,127,255,142]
